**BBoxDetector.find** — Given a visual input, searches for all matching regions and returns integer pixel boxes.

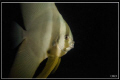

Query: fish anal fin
[9,39,40,78]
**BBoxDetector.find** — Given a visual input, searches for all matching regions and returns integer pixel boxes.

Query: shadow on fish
[9,3,74,78]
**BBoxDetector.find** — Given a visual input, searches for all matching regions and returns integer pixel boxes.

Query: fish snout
[69,41,74,49]
[65,41,74,51]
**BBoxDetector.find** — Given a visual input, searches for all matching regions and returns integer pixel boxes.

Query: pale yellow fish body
[9,3,74,78]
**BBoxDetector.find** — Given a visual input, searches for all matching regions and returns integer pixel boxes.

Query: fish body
[9,3,74,78]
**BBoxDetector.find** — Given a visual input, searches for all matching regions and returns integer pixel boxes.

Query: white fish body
[9,3,74,78]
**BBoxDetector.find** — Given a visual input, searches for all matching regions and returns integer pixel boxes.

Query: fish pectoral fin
[51,58,61,74]
[36,56,59,78]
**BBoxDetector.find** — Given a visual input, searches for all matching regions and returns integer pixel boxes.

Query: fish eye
[65,35,69,40]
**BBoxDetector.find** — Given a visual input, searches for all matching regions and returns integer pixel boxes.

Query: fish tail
[10,22,26,49]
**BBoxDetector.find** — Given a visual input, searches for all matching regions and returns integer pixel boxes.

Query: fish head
[57,20,75,57]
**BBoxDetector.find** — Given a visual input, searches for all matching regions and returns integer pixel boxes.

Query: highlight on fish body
[9,3,74,78]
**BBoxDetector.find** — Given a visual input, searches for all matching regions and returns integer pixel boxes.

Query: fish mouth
[65,41,74,51]
[58,41,75,53]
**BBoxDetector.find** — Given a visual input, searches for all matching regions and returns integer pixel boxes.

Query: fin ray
[9,39,40,78]
[21,3,57,30]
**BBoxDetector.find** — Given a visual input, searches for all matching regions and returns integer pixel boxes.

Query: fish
[9,3,74,78]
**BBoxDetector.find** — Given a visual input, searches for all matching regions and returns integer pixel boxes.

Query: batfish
[9,3,74,78]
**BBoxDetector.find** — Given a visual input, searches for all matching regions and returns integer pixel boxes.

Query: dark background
[2,3,118,78]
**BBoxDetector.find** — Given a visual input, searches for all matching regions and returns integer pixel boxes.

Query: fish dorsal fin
[21,3,57,30]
